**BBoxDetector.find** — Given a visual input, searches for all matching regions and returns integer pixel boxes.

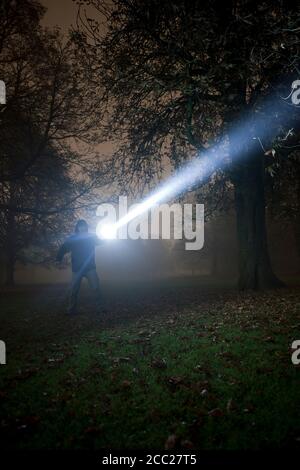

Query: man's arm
[56,239,71,262]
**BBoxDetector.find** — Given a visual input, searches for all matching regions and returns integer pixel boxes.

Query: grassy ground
[0,278,300,450]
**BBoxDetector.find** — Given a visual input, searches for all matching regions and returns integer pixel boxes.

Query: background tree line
[0,0,299,288]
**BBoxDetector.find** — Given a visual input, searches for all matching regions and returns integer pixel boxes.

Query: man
[56,219,103,315]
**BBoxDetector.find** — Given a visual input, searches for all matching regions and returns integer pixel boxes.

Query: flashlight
[96,223,117,239]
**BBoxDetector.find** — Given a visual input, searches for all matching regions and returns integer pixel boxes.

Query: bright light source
[96,223,117,239]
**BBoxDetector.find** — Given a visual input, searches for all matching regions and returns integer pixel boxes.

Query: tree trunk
[5,208,16,287]
[233,150,284,290]
[210,228,219,278]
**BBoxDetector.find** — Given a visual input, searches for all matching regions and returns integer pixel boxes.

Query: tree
[0,0,44,58]
[77,0,300,289]
[0,7,105,183]
[0,0,114,284]
[266,149,300,267]
[0,144,77,285]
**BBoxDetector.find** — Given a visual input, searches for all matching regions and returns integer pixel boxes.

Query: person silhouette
[56,219,103,315]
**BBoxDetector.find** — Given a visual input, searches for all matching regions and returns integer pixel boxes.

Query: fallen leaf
[180,439,194,449]
[151,358,167,369]
[208,408,224,417]
[165,434,178,450]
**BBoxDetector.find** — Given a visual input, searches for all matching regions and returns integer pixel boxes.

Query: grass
[0,278,300,450]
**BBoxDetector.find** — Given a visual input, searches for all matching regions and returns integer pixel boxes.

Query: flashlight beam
[113,152,218,232]
[97,93,294,237]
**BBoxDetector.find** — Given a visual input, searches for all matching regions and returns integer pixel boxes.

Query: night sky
[41,0,76,30]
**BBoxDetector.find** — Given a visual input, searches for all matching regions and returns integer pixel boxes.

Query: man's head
[75,219,89,234]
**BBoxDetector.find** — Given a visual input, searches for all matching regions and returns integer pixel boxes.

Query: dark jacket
[56,233,101,274]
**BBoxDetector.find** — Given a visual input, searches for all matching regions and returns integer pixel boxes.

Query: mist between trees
[0,0,300,289]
